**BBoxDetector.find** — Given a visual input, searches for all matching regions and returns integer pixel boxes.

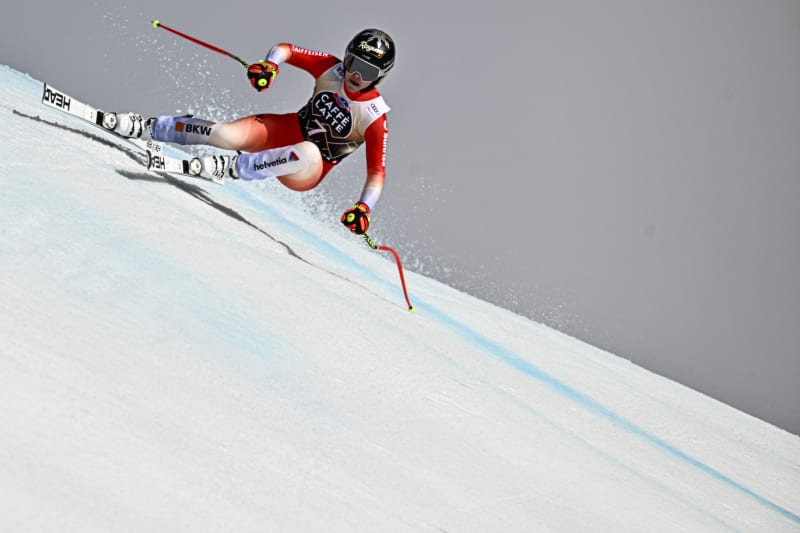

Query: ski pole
[362,234,415,312]
[151,20,250,69]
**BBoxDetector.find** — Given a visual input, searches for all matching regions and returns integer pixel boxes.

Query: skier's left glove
[341,202,371,234]
[247,61,279,92]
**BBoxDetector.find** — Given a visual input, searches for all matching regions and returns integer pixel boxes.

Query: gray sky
[2,0,799,435]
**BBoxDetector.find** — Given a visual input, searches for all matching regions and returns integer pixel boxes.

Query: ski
[40,82,225,185]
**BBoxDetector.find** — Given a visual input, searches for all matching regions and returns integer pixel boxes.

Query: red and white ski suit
[156,43,390,211]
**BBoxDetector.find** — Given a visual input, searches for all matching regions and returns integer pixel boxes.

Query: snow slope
[0,65,798,532]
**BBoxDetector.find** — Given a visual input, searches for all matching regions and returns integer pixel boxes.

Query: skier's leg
[110,114,261,148]
[111,112,303,151]
[209,113,305,152]
[148,116,227,147]
[112,111,324,186]
[233,141,325,191]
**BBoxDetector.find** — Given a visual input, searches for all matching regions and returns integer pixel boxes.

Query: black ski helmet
[344,29,395,88]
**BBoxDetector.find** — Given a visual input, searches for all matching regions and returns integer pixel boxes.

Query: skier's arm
[265,43,340,78]
[357,115,389,211]
[249,43,338,91]
[340,115,388,234]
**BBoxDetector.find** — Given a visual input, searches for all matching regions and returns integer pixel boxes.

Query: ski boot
[101,112,154,140]
[187,155,239,181]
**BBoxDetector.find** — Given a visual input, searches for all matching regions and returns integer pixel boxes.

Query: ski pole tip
[408,306,415,313]
[152,19,160,28]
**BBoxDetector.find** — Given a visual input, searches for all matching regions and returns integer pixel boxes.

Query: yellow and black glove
[341,202,371,234]
[247,61,279,92]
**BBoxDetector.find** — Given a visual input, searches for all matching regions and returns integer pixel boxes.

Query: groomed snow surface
[1,66,798,532]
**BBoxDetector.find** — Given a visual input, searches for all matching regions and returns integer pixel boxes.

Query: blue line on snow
[226,183,798,524]
[425,304,800,526]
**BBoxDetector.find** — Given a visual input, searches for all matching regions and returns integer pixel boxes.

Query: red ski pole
[363,234,415,312]
[151,20,250,69]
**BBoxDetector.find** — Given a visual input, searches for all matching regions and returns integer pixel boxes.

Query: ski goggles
[343,53,385,83]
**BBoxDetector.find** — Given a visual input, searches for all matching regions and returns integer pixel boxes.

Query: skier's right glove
[247,61,279,92]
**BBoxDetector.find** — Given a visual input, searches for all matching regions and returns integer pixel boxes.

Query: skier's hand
[341,202,371,234]
[247,61,279,92]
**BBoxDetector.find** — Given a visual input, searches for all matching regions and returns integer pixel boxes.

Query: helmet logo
[357,41,385,59]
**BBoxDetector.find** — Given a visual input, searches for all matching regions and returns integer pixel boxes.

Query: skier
[111,29,395,235]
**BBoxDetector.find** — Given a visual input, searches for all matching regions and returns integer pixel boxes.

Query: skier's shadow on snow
[118,170,308,263]
[13,109,143,166]
[12,109,306,263]
[119,170,392,304]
